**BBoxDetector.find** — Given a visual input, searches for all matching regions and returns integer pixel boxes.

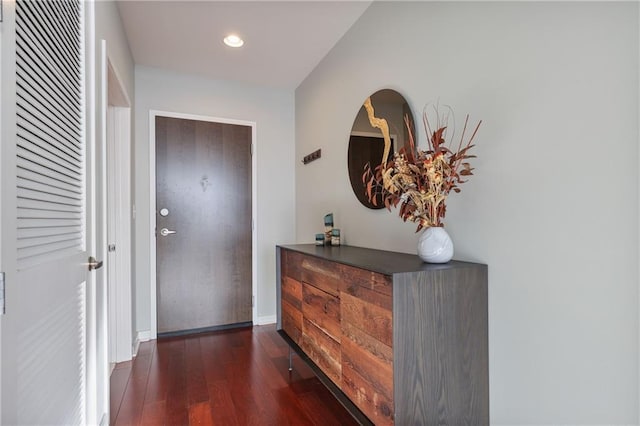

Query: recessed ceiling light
[223,34,244,48]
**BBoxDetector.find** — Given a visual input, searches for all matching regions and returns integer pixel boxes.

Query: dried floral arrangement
[362,101,481,232]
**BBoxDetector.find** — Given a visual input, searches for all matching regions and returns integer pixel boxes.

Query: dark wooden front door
[155,116,252,334]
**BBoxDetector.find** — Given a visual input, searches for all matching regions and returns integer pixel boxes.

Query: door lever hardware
[88,256,104,271]
[160,228,177,237]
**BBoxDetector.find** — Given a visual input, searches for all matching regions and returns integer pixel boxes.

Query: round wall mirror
[348,89,415,209]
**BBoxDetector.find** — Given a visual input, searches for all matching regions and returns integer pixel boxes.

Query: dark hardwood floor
[110,324,358,425]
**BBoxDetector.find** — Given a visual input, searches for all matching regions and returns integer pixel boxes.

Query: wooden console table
[276,244,489,425]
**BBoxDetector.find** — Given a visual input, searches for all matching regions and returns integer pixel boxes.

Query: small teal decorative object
[331,229,341,246]
[324,213,334,245]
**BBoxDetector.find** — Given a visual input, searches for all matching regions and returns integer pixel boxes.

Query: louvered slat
[18,225,82,240]
[16,0,84,267]
[17,114,79,160]
[17,146,81,181]
[21,0,81,91]
[17,168,82,195]
[17,85,81,148]
[17,198,82,213]
[16,239,83,260]
[18,1,81,103]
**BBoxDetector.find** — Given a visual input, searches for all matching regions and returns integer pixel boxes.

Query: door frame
[101,43,133,365]
[148,110,257,339]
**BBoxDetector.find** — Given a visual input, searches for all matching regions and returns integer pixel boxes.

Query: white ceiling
[116,1,372,90]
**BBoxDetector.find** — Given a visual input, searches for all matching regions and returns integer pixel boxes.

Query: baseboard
[133,330,151,356]
[158,322,251,338]
[256,315,276,325]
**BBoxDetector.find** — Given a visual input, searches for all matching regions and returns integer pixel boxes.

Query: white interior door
[0,1,97,424]
[105,58,132,365]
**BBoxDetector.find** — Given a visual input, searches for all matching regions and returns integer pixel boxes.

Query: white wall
[134,66,295,332]
[296,2,639,424]
[94,1,135,420]
[96,2,135,99]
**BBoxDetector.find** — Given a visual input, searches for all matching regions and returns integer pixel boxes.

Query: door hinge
[0,272,6,315]
[252,295,255,308]
[1,0,4,23]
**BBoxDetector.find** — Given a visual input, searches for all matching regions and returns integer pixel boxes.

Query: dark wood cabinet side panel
[301,319,342,386]
[393,267,489,425]
[276,247,282,329]
[302,284,341,342]
[341,292,392,347]
[341,337,394,426]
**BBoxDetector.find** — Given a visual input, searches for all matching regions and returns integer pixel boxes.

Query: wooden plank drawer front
[341,277,392,311]
[341,292,392,347]
[300,256,340,297]
[301,318,341,386]
[339,263,392,297]
[341,291,394,425]
[281,299,302,345]
[282,276,302,311]
[341,335,394,426]
[282,250,303,281]
[302,283,341,342]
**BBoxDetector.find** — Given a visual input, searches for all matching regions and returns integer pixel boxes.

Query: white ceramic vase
[417,227,454,263]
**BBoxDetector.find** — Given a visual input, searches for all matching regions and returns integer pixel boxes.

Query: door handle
[88,256,103,271]
[160,228,177,237]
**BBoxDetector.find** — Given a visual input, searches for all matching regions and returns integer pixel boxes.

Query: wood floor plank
[185,337,209,405]
[110,364,132,425]
[164,340,189,426]
[225,350,271,426]
[255,325,288,358]
[207,379,240,426]
[188,401,215,426]
[139,400,166,426]
[111,325,359,426]
[297,391,346,426]
[142,339,170,404]
[114,350,153,425]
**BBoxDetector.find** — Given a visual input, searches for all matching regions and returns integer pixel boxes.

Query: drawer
[341,291,394,425]
[341,292,392,347]
[301,318,341,386]
[300,255,340,297]
[281,299,302,345]
[282,249,304,282]
[338,263,392,298]
[341,335,394,426]
[302,283,340,342]
[282,276,302,311]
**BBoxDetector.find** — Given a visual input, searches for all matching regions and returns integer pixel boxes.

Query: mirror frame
[347,89,415,209]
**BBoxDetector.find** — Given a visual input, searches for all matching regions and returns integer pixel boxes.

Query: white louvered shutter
[15,0,84,269]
